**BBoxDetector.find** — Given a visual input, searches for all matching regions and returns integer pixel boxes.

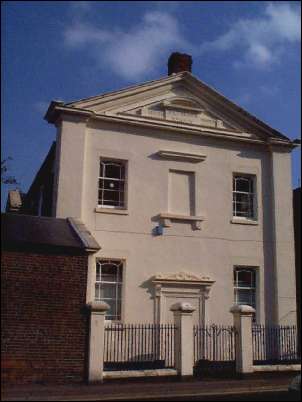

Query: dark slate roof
[1,213,100,252]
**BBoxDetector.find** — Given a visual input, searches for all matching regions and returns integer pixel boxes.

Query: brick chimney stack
[168,52,192,75]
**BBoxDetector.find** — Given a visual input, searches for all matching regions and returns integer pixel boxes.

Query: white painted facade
[45,71,297,326]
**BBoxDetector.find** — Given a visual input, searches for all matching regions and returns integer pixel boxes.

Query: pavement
[1,372,299,401]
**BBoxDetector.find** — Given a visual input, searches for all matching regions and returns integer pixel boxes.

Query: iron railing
[193,325,237,364]
[252,325,300,364]
[104,323,176,371]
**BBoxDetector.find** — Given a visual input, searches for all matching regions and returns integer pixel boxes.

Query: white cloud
[247,44,274,65]
[63,10,189,80]
[64,23,113,47]
[265,2,301,42]
[63,2,301,79]
[198,2,301,69]
[104,12,189,80]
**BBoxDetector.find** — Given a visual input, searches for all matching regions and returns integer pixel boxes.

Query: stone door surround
[152,272,215,326]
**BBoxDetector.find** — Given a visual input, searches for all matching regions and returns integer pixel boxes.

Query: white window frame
[98,159,127,209]
[233,266,257,321]
[95,259,123,321]
[232,174,257,220]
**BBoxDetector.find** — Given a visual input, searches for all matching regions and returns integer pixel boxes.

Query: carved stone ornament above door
[152,271,214,284]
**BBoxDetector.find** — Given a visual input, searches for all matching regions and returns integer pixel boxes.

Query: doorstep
[103,368,178,379]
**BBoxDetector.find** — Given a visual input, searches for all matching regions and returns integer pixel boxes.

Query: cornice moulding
[91,113,267,145]
[46,105,295,149]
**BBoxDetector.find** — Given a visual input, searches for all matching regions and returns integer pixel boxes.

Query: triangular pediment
[59,72,291,144]
[115,94,242,132]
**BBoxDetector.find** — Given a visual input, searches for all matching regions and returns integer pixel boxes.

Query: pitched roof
[26,141,56,196]
[1,213,100,252]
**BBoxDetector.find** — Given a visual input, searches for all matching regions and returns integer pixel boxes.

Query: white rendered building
[28,53,297,326]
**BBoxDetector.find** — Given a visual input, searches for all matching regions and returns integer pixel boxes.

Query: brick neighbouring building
[1,213,100,385]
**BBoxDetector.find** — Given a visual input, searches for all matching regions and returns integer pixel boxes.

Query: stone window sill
[159,213,205,230]
[157,150,207,163]
[95,207,129,215]
[231,218,258,225]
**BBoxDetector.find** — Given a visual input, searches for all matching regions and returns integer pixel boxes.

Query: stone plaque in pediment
[140,104,165,120]
[166,108,200,125]
[120,98,238,131]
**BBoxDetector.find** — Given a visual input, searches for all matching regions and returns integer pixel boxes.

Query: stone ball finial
[170,301,195,313]
[230,304,255,315]
[86,301,110,312]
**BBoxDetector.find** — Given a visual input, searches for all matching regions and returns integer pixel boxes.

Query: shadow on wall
[261,153,279,325]
[237,147,277,325]
[139,278,156,301]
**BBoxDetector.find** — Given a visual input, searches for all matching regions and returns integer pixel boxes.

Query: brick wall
[1,249,89,385]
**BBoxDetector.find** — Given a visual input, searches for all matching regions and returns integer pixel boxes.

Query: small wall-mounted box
[154,225,164,236]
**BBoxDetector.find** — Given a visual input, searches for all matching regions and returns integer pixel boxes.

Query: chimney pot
[168,52,192,75]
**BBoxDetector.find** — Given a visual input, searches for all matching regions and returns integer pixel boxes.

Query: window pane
[102,198,123,207]
[100,162,105,178]
[233,194,253,217]
[117,284,122,300]
[103,189,123,200]
[116,299,122,320]
[95,283,101,300]
[234,268,256,287]
[236,201,249,213]
[235,193,249,203]
[237,270,253,287]
[100,283,116,299]
[235,204,249,217]
[117,266,123,282]
[106,299,116,318]
[100,179,125,192]
[102,190,124,207]
[235,177,252,193]
[236,289,256,308]
[101,264,118,282]
[105,163,123,179]
[96,264,101,281]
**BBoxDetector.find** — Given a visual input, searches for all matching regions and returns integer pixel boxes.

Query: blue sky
[1,1,301,210]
